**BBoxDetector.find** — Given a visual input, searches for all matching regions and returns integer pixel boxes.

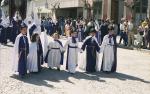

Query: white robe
[47,40,64,68]
[100,35,114,72]
[27,23,32,44]
[40,31,48,59]
[12,33,23,72]
[64,37,79,73]
[27,42,38,72]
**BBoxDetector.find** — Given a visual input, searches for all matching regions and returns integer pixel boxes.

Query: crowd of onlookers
[0,15,150,50]
[41,16,118,44]
[136,18,150,49]
[119,17,150,50]
[41,16,150,50]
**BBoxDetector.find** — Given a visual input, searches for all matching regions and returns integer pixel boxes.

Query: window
[135,0,148,13]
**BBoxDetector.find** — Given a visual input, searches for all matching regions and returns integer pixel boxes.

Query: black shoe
[49,67,52,70]
[69,72,74,75]
[57,68,60,71]
[20,75,25,79]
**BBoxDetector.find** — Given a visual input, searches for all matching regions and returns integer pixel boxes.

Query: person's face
[21,28,27,35]
[109,30,114,35]
[90,32,95,36]
[71,32,77,37]
[53,34,59,40]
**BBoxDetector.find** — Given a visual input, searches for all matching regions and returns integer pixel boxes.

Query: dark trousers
[119,31,128,46]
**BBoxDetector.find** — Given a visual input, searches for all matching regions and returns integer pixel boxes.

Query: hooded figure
[12,11,22,43]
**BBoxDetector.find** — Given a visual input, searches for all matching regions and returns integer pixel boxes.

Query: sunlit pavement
[0,37,150,94]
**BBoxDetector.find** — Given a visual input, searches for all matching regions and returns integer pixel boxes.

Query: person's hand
[80,50,83,53]
[80,49,83,53]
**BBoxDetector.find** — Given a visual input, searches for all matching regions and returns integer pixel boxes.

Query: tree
[124,0,140,22]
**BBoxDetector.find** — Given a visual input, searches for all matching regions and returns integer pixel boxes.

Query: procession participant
[40,20,48,60]
[81,28,100,72]
[0,10,10,45]
[47,33,64,70]
[0,19,5,44]
[12,22,29,78]
[100,25,117,73]
[25,17,35,43]
[77,24,84,42]
[94,19,101,44]
[100,20,109,43]
[64,30,79,74]
[12,11,22,43]
[27,33,43,73]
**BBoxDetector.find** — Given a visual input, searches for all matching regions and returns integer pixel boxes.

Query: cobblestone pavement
[0,40,150,94]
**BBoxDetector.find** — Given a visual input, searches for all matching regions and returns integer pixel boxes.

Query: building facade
[32,0,103,19]
[123,0,148,25]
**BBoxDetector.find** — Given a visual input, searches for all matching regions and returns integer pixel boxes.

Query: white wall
[34,0,84,9]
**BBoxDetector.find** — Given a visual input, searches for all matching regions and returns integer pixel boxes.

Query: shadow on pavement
[10,69,150,88]
[95,72,150,84]
[10,68,106,88]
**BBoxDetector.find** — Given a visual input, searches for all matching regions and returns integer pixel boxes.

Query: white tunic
[47,40,64,68]
[100,35,114,72]
[27,23,34,44]
[12,34,23,72]
[40,31,48,59]
[27,42,38,72]
[64,37,79,73]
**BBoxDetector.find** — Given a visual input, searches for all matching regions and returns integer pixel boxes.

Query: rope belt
[68,45,78,48]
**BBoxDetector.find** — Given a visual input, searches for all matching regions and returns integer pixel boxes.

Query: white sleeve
[100,36,107,53]
[64,40,69,52]
[48,42,52,50]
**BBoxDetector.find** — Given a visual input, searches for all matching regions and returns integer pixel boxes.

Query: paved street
[0,39,150,94]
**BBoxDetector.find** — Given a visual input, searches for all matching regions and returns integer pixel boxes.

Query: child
[81,28,100,72]
[100,25,117,73]
[64,30,79,74]
[47,33,64,70]
[12,23,29,78]
[27,33,43,73]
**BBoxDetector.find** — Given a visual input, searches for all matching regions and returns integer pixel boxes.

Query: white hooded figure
[1,8,9,28]
[24,16,35,44]
[26,0,48,60]
[13,11,22,21]
[94,19,101,44]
